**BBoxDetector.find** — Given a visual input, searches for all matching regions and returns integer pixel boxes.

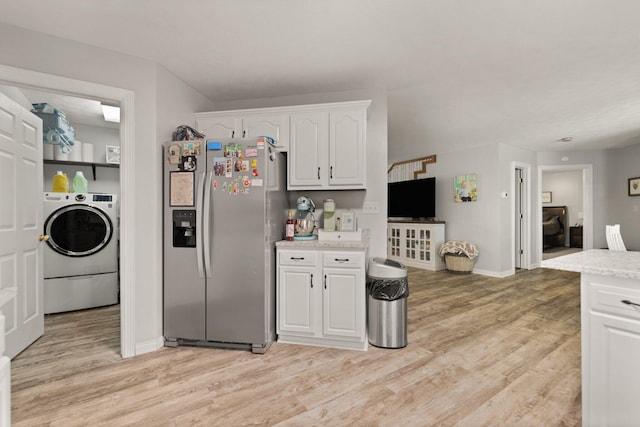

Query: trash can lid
[367,257,407,279]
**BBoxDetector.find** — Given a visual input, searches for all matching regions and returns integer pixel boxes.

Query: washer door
[44,204,113,257]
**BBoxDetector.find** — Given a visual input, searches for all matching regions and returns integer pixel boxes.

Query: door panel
[0,92,44,359]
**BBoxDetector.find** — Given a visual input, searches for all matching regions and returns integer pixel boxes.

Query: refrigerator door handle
[203,171,213,278]
[196,171,206,278]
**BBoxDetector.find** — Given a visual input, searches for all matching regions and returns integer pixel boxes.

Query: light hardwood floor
[11,267,582,426]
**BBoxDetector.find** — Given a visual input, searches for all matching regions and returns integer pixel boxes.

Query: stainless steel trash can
[367,258,408,348]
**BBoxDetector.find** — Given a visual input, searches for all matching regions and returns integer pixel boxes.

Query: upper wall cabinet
[195,100,371,190]
[288,105,368,190]
[195,111,290,151]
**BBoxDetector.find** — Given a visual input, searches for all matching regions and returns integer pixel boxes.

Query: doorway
[0,64,135,357]
[538,164,593,265]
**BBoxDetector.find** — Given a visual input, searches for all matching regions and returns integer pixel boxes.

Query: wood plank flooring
[11,267,582,426]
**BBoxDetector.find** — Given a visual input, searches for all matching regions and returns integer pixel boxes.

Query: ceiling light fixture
[559,136,573,142]
[101,104,120,123]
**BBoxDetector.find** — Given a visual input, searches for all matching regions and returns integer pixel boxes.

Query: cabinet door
[587,312,640,426]
[322,267,365,339]
[329,108,366,187]
[242,114,290,150]
[288,112,328,189]
[278,265,319,335]
[196,116,240,138]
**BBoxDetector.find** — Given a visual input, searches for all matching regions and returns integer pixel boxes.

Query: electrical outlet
[363,202,380,214]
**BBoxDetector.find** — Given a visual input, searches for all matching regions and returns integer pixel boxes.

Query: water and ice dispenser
[172,210,196,247]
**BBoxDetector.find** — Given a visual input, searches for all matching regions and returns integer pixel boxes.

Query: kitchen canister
[69,140,82,161]
[82,142,94,163]
[323,199,336,231]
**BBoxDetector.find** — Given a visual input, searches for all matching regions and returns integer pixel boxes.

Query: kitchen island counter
[542,248,640,425]
[541,249,640,281]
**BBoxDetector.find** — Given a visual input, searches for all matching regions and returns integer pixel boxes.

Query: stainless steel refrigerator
[163,137,286,353]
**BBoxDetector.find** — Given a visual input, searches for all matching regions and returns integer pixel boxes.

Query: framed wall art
[542,191,552,203]
[454,174,477,202]
[629,177,640,196]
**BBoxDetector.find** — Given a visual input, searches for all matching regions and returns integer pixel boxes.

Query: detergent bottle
[71,171,88,193]
[52,171,69,193]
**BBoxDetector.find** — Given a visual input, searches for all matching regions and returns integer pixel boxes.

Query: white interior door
[0,92,44,359]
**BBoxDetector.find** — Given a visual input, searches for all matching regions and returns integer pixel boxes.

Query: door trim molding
[0,64,136,358]
[511,162,531,272]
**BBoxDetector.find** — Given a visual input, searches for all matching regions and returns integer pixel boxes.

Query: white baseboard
[472,268,514,278]
[135,337,164,356]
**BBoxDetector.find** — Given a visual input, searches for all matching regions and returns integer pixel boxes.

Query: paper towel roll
[43,144,54,160]
[69,140,82,162]
[54,146,70,161]
[82,143,94,163]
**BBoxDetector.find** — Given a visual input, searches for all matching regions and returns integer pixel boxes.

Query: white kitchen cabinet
[277,250,318,336]
[582,274,640,427]
[195,110,290,150]
[288,103,369,190]
[387,221,445,271]
[277,247,367,351]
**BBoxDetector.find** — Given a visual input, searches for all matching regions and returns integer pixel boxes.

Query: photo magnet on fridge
[181,155,197,171]
[167,145,180,165]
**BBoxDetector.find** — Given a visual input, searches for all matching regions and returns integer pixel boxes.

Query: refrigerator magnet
[167,145,180,165]
[251,178,263,187]
[225,158,233,177]
[233,183,239,195]
[213,158,225,176]
[222,182,228,192]
[213,180,218,190]
[181,155,197,171]
[252,168,259,177]
[245,148,258,157]
[250,159,257,167]
[242,176,250,188]
[183,142,195,156]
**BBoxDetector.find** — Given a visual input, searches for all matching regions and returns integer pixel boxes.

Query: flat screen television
[388,177,436,219]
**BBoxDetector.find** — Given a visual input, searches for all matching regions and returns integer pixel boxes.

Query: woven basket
[444,253,474,274]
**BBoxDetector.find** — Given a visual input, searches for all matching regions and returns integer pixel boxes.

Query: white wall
[607,143,640,250]
[541,170,583,246]
[0,23,214,354]
[210,87,389,259]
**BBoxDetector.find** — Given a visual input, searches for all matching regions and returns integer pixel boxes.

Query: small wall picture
[542,191,552,203]
[629,177,640,196]
[106,145,121,164]
[454,174,477,202]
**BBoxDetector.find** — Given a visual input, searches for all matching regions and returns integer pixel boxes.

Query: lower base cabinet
[582,274,640,426]
[276,247,367,351]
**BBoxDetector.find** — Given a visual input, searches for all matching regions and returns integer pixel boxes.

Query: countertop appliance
[294,196,316,240]
[163,137,286,353]
[43,192,119,313]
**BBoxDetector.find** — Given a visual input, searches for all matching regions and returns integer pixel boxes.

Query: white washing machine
[43,192,119,314]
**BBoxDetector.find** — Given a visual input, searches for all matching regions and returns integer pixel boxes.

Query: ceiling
[2,0,640,152]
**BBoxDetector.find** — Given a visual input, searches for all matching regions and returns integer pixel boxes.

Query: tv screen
[388,177,436,219]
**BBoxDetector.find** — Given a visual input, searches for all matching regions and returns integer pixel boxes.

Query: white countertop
[541,249,640,280]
